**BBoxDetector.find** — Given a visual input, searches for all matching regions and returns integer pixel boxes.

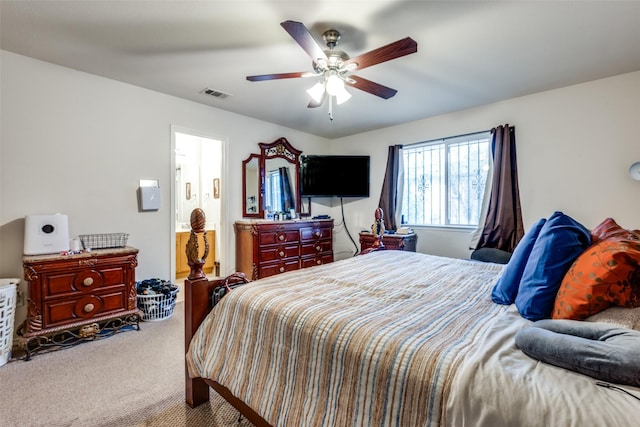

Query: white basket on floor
[136,286,180,321]
[0,278,19,367]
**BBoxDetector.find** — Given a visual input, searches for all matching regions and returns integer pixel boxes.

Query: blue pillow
[515,211,591,321]
[491,218,547,305]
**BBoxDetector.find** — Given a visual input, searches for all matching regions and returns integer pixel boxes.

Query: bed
[184,245,640,426]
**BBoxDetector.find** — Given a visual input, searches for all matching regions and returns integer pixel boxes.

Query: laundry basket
[0,278,19,367]
[136,279,179,321]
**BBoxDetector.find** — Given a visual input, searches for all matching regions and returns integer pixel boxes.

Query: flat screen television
[300,155,370,197]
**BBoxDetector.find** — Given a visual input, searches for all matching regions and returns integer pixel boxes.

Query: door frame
[170,125,227,286]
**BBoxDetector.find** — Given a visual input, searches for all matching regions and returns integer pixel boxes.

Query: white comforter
[447,305,640,426]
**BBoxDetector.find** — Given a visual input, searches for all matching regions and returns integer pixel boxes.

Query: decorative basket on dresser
[18,246,141,359]
[235,219,334,280]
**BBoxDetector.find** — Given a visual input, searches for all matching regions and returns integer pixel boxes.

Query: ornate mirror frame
[242,153,261,218]
[242,137,302,218]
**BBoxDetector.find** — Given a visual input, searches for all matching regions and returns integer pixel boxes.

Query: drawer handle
[278,235,285,241]
[83,277,94,286]
[279,251,284,257]
[314,231,321,237]
[83,303,95,313]
[279,267,285,273]
[315,246,321,251]
[316,260,322,265]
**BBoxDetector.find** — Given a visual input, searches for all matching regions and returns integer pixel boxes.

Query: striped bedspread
[187,251,507,426]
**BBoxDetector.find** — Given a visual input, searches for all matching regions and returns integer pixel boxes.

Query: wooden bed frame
[183,208,272,426]
[183,207,386,425]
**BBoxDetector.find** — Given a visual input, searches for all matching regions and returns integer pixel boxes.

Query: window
[401,131,491,227]
[264,170,283,212]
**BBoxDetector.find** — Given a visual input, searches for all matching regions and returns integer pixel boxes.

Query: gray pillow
[515,319,640,387]
[470,247,512,264]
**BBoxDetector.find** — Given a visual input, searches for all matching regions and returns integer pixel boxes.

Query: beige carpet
[0,303,254,427]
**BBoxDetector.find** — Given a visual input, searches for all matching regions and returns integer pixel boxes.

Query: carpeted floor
[0,303,254,426]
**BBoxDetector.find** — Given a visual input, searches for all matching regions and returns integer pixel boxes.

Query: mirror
[242,154,260,216]
[242,137,302,218]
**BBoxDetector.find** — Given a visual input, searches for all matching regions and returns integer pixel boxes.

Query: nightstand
[359,232,417,252]
[18,247,141,359]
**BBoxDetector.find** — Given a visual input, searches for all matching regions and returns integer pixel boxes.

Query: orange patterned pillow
[553,233,640,320]
[591,217,640,242]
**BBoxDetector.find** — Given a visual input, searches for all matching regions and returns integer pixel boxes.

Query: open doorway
[171,127,223,288]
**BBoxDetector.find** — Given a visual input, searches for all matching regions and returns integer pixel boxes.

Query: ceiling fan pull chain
[328,95,334,121]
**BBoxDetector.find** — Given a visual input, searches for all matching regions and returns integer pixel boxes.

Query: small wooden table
[18,247,141,359]
[359,232,417,252]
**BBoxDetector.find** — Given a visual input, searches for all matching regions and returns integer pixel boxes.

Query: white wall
[329,71,640,259]
[2,50,639,327]
[0,50,328,326]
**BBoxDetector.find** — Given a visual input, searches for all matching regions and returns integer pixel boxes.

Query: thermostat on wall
[24,214,70,255]
[140,187,161,210]
[138,179,161,211]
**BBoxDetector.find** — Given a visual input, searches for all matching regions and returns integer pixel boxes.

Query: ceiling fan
[246,20,417,119]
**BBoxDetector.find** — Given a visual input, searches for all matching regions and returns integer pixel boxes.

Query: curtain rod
[402,128,493,148]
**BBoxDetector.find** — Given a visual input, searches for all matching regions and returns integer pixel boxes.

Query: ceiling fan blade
[281,20,329,63]
[246,72,308,82]
[307,92,326,108]
[346,75,398,99]
[344,37,417,71]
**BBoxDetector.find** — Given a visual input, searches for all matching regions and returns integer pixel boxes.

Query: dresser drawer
[300,240,332,256]
[258,244,299,262]
[42,266,126,299]
[258,259,300,278]
[301,253,334,269]
[300,226,332,241]
[258,230,300,246]
[44,288,128,328]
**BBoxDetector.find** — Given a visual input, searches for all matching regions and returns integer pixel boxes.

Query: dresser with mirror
[236,137,333,279]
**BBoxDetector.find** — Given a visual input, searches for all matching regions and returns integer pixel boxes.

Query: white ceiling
[2,1,640,139]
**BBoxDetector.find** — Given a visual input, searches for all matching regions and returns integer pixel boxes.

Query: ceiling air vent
[200,88,232,99]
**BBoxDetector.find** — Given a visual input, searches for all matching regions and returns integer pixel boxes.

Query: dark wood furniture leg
[183,208,272,426]
[184,273,216,407]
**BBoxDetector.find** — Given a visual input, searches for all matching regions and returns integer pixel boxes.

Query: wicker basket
[137,286,180,321]
[0,279,19,367]
[79,233,128,250]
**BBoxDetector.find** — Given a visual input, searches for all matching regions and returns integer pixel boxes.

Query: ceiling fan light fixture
[334,85,352,105]
[247,21,417,116]
[306,81,326,103]
[325,74,344,96]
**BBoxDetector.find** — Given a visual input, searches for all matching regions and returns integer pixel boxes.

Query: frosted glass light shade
[334,85,352,105]
[325,74,344,96]
[306,82,325,103]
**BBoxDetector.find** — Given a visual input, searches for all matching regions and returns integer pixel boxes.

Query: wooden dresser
[359,232,418,252]
[235,219,334,280]
[19,247,141,358]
